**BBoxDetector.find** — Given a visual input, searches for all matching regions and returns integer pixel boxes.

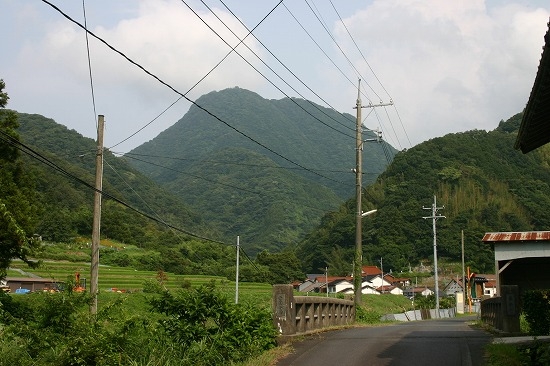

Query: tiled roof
[361,265,382,275]
[515,19,550,153]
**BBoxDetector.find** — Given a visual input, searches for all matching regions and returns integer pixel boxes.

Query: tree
[0,79,40,279]
[255,250,304,284]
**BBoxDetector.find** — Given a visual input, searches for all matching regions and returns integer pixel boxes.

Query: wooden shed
[482,231,550,297]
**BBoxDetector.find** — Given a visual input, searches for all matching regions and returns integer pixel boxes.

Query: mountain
[297,113,550,274]
[127,87,396,253]
[16,112,210,246]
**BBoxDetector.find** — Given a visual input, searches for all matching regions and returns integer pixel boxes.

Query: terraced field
[8,260,273,307]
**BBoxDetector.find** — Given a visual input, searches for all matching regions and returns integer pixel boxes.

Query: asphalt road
[276,316,491,366]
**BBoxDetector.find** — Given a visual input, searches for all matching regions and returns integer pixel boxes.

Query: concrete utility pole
[91,115,104,315]
[353,79,391,308]
[235,236,240,304]
[461,230,466,312]
[422,195,445,317]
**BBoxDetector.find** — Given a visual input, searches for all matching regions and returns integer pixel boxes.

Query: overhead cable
[40,0,344,186]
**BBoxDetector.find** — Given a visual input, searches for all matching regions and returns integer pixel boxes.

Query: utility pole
[423,195,445,317]
[353,79,391,308]
[379,257,384,293]
[91,115,104,315]
[235,236,240,304]
[325,267,329,297]
[461,230,466,313]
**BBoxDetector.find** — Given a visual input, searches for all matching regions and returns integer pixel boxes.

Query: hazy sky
[2,0,549,153]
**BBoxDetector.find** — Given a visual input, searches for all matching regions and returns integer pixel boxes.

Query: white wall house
[328,279,354,294]
[370,275,392,289]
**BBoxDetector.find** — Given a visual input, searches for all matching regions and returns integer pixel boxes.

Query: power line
[216,0,357,132]
[303,0,380,104]
[81,0,97,127]
[40,0,344,186]
[119,151,384,176]
[0,129,226,245]
[119,153,340,214]
[181,0,355,138]
[329,0,413,149]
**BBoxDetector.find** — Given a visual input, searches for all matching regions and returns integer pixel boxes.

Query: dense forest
[297,113,550,275]
[126,87,395,253]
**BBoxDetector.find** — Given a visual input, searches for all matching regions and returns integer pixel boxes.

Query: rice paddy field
[7,260,274,308]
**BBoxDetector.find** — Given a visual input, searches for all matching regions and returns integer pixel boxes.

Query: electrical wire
[329,0,413,149]
[119,152,341,214]
[216,0,357,131]
[0,129,226,245]
[302,0,380,104]
[181,0,355,138]
[40,0,345,186]
[81,0,97,128]
[119,151,381,175]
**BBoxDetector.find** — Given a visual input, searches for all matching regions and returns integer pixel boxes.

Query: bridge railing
[272,284,354,339]
[480,296,502,330]
[480,285,520,333]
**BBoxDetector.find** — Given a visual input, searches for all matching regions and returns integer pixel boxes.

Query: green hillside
[297,113,550,274]
[126,87,395,253]
[16,113,211,246]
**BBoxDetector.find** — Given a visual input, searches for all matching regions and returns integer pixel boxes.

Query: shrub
[150,282,277,365]
[522,290,550,336]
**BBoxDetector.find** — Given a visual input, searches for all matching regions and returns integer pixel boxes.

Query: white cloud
[37,0,265,101]
[335,0,549,147]
[3,0,549,151]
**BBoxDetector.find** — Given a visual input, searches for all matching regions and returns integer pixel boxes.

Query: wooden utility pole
[91,115,104,315]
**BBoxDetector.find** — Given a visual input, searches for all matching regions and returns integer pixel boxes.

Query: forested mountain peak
[126,87,396,253]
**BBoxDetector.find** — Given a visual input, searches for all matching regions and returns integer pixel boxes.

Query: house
[369,274,392,289]
[327,278,354,294]
[339,282,379,295]
[482,231,550,297]
[481,274,497,297]
[443,278,464,296]
[376,285,403,295]
[384,273,410,287]
[403,287,434,298]
[361,265,382,277]
[515,20,550,154]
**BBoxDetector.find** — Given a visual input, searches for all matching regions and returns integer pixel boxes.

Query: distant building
[5,277,60,293]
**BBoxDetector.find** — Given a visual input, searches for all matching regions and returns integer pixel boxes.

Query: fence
[272,284,354,339]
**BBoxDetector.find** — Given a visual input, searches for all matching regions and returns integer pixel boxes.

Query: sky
[2,0,549,153]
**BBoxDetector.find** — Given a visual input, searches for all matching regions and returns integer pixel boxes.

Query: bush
[150,282,277,365]
[522,290,550,336]
[355,306,381,324]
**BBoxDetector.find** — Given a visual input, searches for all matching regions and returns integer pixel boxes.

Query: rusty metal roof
[482,231,550,243]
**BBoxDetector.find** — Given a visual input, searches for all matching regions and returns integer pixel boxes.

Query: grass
[485,343,527,366]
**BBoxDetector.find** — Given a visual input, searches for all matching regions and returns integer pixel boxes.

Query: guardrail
[272,284,354,340]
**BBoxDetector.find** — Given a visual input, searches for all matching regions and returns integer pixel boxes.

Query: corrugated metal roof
[482,231,550,242]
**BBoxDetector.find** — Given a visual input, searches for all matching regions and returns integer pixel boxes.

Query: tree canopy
[0,79,41,278]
